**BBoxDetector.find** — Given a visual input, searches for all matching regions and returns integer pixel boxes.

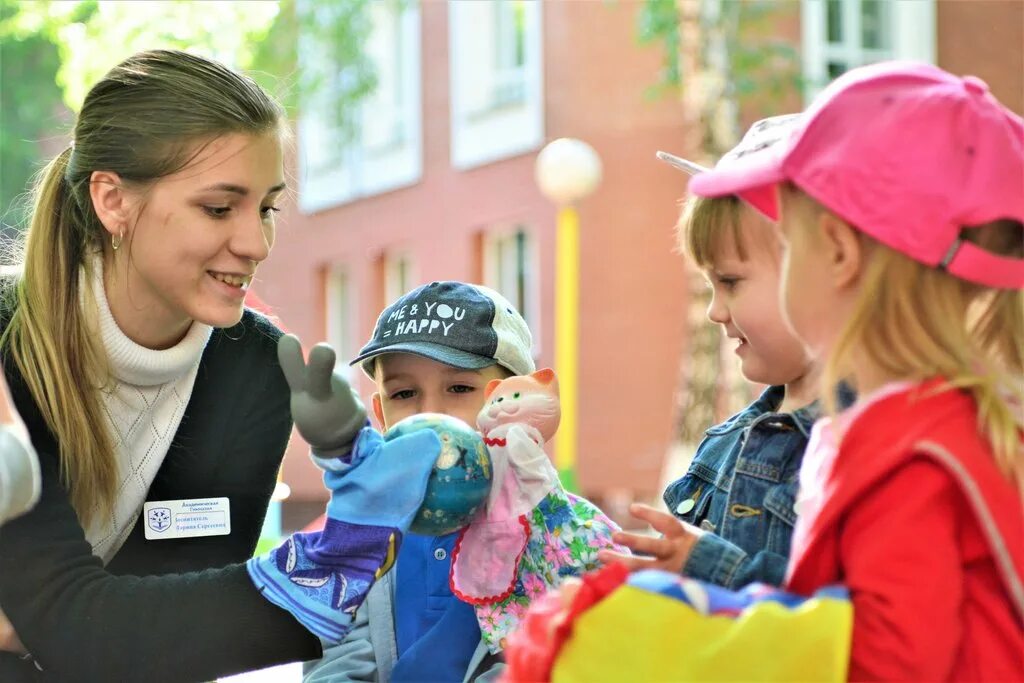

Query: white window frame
[298,0,422,214]
[325,268,356,380]
[384,251,417,305]
[801,0,936,100]
[482,227,541,357]
[449,0,544,170]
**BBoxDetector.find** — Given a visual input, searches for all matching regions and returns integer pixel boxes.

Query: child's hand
[597,503,704,574]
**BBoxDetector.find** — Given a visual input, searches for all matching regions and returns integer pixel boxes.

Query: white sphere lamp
[535,138,602,205]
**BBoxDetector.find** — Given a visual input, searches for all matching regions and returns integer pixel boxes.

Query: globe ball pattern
[384,413,492,536]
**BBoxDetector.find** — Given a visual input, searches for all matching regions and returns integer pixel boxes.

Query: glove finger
[277,334,308,392]
[307,343,337,399]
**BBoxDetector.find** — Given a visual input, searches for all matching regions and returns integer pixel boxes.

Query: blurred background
[2,0,1022,537]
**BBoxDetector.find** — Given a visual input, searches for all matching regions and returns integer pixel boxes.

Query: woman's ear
[89,170,133,240]
[819,211,864,290]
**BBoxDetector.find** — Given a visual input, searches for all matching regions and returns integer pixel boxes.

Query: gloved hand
[247,339,444,643]
[277,334,366,458]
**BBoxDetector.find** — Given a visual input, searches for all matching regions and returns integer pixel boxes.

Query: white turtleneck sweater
[85,264,212,563]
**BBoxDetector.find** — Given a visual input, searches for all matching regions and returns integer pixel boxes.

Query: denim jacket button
[700,519,717,532]
[676,499,696,515]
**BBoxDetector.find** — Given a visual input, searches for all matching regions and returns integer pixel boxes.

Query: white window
[482,228,539,354]
[384,252,416,305]
[801,0,935,98]
[298,0,422,213]
[449,0,544,170]
[325,269,356,378]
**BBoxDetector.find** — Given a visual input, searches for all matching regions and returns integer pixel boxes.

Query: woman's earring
[112,229,123,251]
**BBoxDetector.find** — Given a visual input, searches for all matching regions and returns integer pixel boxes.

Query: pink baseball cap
[656,114,801,218]
[689,61,1024,290]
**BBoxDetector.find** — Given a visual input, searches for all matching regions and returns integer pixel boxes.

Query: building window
[325,269,356,378]
[298,0,422,213]
[449,0,544,170]
[384,252,416,305]
[801,0,935,98]
[483,228,539,354]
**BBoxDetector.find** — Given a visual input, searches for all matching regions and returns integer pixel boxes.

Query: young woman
[0,49,439,683]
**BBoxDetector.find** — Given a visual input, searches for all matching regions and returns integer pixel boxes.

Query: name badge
[143,497,231,540]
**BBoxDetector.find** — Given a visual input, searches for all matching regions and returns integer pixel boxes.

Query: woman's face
[106,133,284,346]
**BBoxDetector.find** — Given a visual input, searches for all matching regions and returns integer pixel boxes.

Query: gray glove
[278,334,367,458]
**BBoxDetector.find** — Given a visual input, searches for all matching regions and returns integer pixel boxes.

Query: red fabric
[503,562,630,683]
[787,381,1024,681]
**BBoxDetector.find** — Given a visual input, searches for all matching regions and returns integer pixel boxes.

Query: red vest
[787,382,1024,681]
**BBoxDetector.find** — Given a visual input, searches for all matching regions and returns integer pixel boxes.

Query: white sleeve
[0,423,41,526]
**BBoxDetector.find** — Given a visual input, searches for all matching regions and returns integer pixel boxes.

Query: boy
[601,116,837,588]
[304,281,537,683]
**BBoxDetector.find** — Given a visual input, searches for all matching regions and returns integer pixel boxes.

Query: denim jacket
[663,385,820,589]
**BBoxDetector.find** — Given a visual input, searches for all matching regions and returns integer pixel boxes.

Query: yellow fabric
[552,585,852,682]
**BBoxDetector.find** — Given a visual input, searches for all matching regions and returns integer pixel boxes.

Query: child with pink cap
[503,61,1023,682]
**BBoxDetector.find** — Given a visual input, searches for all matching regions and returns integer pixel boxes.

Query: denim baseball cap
[352,281,536,378]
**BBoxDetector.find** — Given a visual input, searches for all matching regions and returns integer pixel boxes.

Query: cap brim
[656,150,708,176]
[351,341,495,379]
[688,149,787,221]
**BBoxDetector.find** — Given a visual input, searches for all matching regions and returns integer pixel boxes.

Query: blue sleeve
[682,532,789,588]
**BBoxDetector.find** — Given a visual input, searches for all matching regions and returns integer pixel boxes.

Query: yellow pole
[554,205,579,492]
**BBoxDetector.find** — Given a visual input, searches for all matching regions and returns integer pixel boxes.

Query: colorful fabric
[504,563,852,683]
[247,425,441,643]
[451,425,560,603]
[504,562,630,683]
[462,488,622,653]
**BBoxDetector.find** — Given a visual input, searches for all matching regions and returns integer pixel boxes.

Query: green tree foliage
[0,0,376,226]
[637,0,801,103]
[0,0,68,224]
[636,0,803,443]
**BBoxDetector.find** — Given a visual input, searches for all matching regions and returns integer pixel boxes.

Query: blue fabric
[663,386,819,588]
[392,532,480,682]
[627,569,850,614]
[247,426,441,643]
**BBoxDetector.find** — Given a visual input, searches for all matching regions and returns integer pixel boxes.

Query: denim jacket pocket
[762,481,799,528]
[663,473,715,525]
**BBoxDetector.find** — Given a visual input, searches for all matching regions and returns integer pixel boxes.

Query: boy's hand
[278,334,367,457]
[597,503,704,574]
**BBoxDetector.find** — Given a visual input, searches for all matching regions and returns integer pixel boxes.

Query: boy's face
[702,207,812,386]
[371,353,510,431]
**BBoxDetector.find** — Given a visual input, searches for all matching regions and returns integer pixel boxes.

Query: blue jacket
[302,549,502,683]
[663,385,820,588]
